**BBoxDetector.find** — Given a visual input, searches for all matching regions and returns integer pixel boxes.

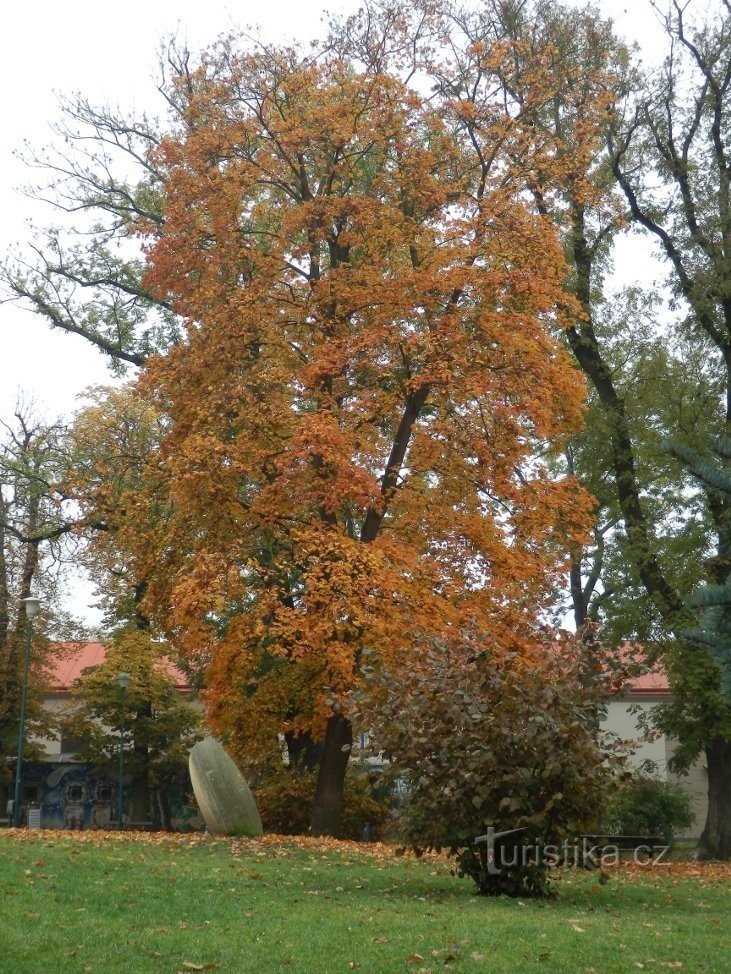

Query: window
[60,732,85,756]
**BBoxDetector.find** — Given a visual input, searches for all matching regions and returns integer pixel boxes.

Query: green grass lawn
[0,831,728,974]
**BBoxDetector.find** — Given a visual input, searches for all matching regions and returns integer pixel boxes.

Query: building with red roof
[9,643,707,836]
[8,642,203,831]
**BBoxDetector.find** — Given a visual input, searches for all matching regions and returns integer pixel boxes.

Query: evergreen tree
[672,438,731,702]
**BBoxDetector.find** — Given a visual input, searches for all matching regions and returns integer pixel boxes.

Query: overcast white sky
[0,0,666,420]
[0,0,666,624]
[0,0,366,421]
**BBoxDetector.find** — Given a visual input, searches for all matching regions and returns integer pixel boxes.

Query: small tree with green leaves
[0,405,82,795]
[61,628,203,826]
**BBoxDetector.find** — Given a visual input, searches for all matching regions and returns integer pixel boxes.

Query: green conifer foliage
[672,437,731,702]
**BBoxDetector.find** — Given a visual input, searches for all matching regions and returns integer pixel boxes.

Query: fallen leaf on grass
[407,954,426,963]
[180,963,219,971]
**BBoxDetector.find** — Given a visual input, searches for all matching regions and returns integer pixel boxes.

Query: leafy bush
[253,766,391,840]
[354,630,631,897]
[252,767,313,835]
[602,774,695,841]
[340,772,393,841]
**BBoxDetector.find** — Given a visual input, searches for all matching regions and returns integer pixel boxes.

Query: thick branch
[360,384,431,543]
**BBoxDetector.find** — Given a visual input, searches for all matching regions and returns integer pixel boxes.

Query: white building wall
[603,697,668,772]
[602,694,707,838]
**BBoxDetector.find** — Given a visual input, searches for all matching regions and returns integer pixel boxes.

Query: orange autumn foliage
[122,39,597,795]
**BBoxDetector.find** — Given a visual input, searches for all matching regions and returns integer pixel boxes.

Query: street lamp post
[116,672,132,830]
[12,596,41,828]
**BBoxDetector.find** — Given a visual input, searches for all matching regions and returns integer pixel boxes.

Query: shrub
[602,774,695,842]
[253,767,314,835]
[354,630,631,897]
[340,771,393,841]
[253,766,391,840]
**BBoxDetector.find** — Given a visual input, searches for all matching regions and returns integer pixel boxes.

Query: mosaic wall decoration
[12,762,203,831]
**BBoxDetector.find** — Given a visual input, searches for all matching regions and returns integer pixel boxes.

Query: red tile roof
[48,642,668,695]
[627,667,670,695]
[608,641,670,695]
[49,642,190,692]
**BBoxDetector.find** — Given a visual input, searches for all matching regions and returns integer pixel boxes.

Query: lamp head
[22,597,41,620]
[117,672,132,689]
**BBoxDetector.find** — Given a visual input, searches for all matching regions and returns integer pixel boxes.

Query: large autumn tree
[9,0,730,848]
[124,37,595,835]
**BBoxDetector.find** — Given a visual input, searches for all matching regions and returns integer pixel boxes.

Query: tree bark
[696,737,731,860]
[156,787,172,832]
[130,768,151,824]
[130,702,152,823]
[310,714,352,836]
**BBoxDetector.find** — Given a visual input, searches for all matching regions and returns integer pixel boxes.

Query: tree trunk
[130,726,151,824]
[310,714,352,836]
[695,737,731,860]
[130,769,150,824]
[157,787,172,831]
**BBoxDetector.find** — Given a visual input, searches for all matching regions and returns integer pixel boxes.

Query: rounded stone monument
[189,737,263,837]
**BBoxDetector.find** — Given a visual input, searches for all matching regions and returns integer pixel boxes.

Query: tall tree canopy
[122,36,594,833]
[595,0,731,858]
